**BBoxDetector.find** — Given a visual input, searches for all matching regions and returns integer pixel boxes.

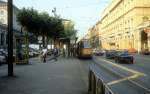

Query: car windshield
[118,51,129,55]
[83,42,91,48]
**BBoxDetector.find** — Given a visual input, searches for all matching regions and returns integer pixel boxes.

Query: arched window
[143,16,149,22]
[0,33,4,45]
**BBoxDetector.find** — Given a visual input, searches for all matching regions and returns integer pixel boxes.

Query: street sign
[38,36,42,41]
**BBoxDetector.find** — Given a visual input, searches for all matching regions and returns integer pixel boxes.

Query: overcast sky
[5,0,112,39]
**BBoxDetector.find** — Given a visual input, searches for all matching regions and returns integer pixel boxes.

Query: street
[1,0,150,94]
[93,54,150,94]
[0,55,150,94]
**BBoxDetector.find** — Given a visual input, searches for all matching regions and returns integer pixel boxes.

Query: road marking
[101,59,146,76]
[96,57,146,85]
[129,79,150,93]
[95,57,150,92]
[107,74,139,85]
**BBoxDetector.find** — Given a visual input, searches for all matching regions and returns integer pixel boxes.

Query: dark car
[115,51,134,64]
[141,49,150,55]
[105,50,117,59]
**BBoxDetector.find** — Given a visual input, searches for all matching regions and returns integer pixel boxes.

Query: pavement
[0,56,89,94]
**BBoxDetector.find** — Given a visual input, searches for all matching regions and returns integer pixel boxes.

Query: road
[0,55,150,94]
[93,54,150,94]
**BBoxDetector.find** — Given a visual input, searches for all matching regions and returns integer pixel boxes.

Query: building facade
[98,0,150,52]
[0,1,21,49]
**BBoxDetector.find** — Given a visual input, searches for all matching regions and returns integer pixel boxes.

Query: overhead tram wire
[55,2,110,10]
[16,0,38,9]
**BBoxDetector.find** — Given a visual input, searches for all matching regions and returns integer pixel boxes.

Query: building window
[0,10,4,15]
[0,33,4,45]
[0,18,4,24]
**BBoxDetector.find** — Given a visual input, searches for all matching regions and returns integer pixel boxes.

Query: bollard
[91,72,96,94]
[96,79,105,94]
[88,67,114,94]
[88,70,92,92]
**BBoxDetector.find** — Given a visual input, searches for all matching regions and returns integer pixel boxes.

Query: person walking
[42,48,47,63]
[53,47,58,61]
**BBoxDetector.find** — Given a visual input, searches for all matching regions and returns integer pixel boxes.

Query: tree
[17,8,40,63]
[17,7,77,51]
[17,8,39,32]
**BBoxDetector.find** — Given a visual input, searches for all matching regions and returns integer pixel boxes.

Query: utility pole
[7,0,14,76]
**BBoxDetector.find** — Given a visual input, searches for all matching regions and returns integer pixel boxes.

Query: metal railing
[88,66,114,94]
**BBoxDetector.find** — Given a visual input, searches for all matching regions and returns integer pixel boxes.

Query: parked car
[105,50,117,59]
[0,51,7,64]
[141,49,150,55]
[0,49,15,64]
[93,49,105,56]
[29,48,40,57]
[115,51,134,64]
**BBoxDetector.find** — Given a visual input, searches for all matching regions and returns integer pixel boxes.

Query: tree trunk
[68,39,70,57]
[25,30,29,64]
[50,39,53,50]
[54,38,56,48]
[42,35,45,48]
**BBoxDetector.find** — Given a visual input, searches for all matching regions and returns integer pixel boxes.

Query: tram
[76,40,92,59]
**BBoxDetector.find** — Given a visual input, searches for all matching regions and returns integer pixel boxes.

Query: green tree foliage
[17,7,77,48]
[62,21,77,39]
[17,8,38,32]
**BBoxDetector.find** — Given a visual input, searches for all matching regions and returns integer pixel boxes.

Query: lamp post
[38,36,42,49]
[52,7,57,17]
[7,0,13,76]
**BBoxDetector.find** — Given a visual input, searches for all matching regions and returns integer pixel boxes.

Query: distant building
[93,0,150,52]
[86,21,101,49]
[0,1,21,49]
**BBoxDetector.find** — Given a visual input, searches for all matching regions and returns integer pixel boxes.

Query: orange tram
[76,40,92,59]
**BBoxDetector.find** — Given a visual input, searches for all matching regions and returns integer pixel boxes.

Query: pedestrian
[42,48,47,63]
[39,50,43,62]
[53,47,58,61]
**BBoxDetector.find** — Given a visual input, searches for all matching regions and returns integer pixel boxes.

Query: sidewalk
[0,57,89,94]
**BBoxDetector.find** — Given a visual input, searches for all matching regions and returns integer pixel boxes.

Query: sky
[6,0,112,39]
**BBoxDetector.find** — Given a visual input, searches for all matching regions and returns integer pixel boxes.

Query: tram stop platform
[0,57,89,94]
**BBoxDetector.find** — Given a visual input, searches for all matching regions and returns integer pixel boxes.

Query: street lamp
[52,7,57,17]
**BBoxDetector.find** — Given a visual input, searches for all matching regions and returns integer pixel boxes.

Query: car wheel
[130,60,134,64]
[115,59,118,63]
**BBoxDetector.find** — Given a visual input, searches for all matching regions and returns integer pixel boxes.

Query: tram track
[92,56,150,94]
